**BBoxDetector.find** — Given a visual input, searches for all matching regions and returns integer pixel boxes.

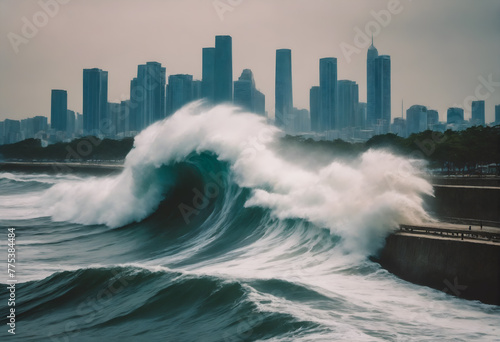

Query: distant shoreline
[0,161,123,175]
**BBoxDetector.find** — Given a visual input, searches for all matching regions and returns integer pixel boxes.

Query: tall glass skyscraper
[167,74,193,115]
[214,35,233,103]
[406,105,428,136]
[367,39,391,133]
[133,62,166,130]
[50,89,67,132]
[337,80,359,130]
[202,47,216,101]
[309,86,321,132]
[447,107,464,124]
[83,68,108,136]
[374,55,391,133]
[366,38,379,128]
[319,57,337,131]
[275,49,293,128]
[471,100,485,126]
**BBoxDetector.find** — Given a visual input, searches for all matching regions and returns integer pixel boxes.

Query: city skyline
[1,0,500,123]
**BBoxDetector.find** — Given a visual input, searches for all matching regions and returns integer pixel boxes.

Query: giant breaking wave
[42,102,433,255]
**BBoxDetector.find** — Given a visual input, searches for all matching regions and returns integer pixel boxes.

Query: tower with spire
[367,36,391,134]
[367,35,379,128]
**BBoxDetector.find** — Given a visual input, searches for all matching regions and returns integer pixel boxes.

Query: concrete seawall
[377,228,500,305]
[429,184,500,222]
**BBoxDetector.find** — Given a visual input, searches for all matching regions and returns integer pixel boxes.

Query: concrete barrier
[376,233,500,305]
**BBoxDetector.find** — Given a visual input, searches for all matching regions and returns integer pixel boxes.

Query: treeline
[365,126,500,172]
[0,137,134,161]
[285,125,500,173]
[0,126,499,173]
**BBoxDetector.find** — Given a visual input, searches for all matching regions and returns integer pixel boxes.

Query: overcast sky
[1,0,499,123]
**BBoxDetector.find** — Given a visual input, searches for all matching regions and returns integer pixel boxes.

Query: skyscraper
[447,107,464,124]
[356,102,367,129]
[66,109,75,136]
[234,69,255,113]
[202,47,216,101]
[134,62,166,130]
[309,86,321,132]
[367,38,391,133]
[167,74,193,115]
[337,80,359,129]
[366,37,378,128]
[214,35,233,103]
[234,69,265,115]
[319,57,337,131]
[374,55,391,133]
[471,100,485,126]
[275,49,293,128]
[427,109,439,127]
[83,68,108,136]
[254,90,265,116]
[496,105,500,124]
[406,105,428,136]
[51,89,67,132]
[129,77,141,132]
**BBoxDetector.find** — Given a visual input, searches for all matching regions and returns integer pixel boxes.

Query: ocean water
[1,103,499,341]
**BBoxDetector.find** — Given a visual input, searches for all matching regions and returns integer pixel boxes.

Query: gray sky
[1,0,499,123]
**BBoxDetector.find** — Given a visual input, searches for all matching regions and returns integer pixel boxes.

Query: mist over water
[1,103,498,341]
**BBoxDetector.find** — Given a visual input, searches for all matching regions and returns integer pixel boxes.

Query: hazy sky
[1,0,499,123]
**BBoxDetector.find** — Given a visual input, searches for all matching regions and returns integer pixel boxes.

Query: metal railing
[398,224,500,243]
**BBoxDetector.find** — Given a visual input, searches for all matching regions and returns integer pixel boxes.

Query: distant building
[366,37,378,129]
[471,100,485,126]
[496,105,500,124]
[357,102,367,129]
[202,47,216,101]
[392,117,406,137]
[192,80,202,100]
[2,119,21,145]
[167,74,193,115]
[406,105,427,136]
[290,108,310,134]
[76,113,83,135]
[83,68,108,136]
[214,35,233,103]
[32,116,48,136]
[66,110,76,136]
[275,49,293,128]
[118,100,130,136]
[319,57,337,131]
[374,55,391,134]
[132,62,166,131]
[51,89,67,132]
[107,102,121,137]
[337,80,359,130]
[367,38,391,133]
[447,107,464,125]
[309,86,321,132]
[233,69,265,116]
[254,89,265,116]
[427,109,439,129]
